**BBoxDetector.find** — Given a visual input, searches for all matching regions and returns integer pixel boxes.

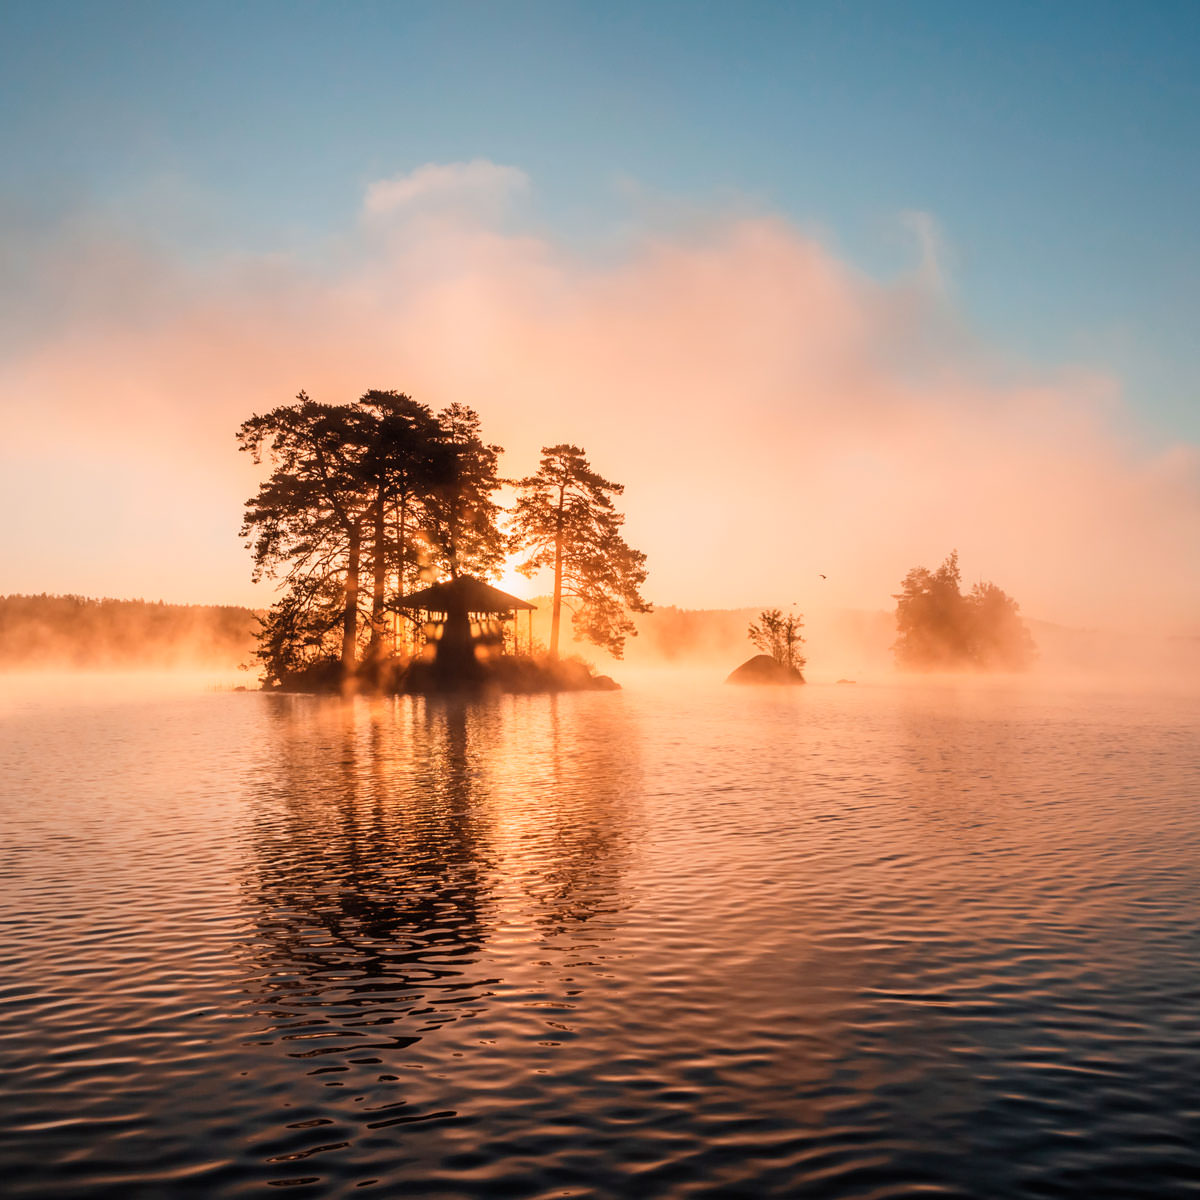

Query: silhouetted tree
[511,444,651,659]
[239,393,514,685]
[356,391,441,661]
[238,396,375,676]
[893,551,970,670]
[253,574,347,686]
[893,551,1034,670]
[420,404,506,581]
[748,608,806,674]
[966,580,1036,669]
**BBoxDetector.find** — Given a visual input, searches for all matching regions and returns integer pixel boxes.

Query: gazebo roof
[396,574,537,614]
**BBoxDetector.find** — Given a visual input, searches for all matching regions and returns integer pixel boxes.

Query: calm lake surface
[2,674,1199,1198]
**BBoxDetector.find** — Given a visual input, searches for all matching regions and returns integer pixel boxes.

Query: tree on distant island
[238,392,505,685]
[748,608,807,674]
[893,551,1035,671]
[510,444,651,659]
[725,606,806,685]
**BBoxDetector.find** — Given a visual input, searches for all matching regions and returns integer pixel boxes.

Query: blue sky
[2,1,1200,624]
[2,0,1198,441]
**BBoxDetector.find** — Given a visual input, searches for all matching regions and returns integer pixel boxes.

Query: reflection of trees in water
[245,696,497,1063]
[243,692,643,1049]
[238,692,644,1184]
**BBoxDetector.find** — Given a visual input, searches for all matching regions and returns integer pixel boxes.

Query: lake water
[2,674,1199,1197]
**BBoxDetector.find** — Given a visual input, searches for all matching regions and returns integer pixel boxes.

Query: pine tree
[238,395,375,676]
[420,404,506,581]
[356,391,441,660]
[511,444,650,659]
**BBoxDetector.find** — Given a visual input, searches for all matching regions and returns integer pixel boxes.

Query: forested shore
[0,595,259,670]
[4,591,1196,683]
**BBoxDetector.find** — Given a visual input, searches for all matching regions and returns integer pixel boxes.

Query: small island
[239,392,648,694]
[726,654,805,685]
[893,551,1034,671]
[726,608,806,685]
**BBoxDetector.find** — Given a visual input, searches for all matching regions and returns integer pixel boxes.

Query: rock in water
[725,654,805,685]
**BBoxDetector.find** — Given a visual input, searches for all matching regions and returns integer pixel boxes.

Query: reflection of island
[245,698,494,1068]
[241,691,643,1071]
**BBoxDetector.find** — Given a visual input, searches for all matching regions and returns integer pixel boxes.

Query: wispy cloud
[899,209,951,292]
[363,159,529,217]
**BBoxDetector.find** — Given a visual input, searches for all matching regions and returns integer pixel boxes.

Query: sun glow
[494,558,538,600]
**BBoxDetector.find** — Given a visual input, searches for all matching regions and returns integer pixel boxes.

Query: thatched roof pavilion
[396,576,537,616]
[396,576,537,677]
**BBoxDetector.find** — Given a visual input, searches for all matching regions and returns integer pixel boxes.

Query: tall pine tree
[511,444,650,659]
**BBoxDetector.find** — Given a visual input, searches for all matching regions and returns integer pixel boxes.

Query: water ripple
[2,680,1200,1196]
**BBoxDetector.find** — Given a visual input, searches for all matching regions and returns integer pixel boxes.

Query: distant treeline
[0,595,259,669]
[9,590,1192,680]
[1,592,845,673]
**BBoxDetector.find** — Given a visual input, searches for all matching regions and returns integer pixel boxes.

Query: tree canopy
[420,403,506,583]
[238,398,652,685]
[893,551,1035,671]
[510,444,651,659]
[238,391,507,685]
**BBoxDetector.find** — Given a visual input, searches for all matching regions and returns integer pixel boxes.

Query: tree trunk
[394,496,406,656]
[342,522,361,675]
[368,488,387,661]
[549,485,565,659]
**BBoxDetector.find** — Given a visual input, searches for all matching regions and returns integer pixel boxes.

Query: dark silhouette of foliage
[356,391,442,661]
[238,399,654,686]
[510,444,651,659]
[748,608,806,675]
[238,395,376,674]
[420,404,506,582]
[251,574,347,686]
[893,551,1035,671]
[238,393,510,686]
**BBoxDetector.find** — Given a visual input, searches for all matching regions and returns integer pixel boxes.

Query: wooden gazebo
[396,575,537,674]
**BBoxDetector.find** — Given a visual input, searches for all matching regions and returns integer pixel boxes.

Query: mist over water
[4,674,1199,1197]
